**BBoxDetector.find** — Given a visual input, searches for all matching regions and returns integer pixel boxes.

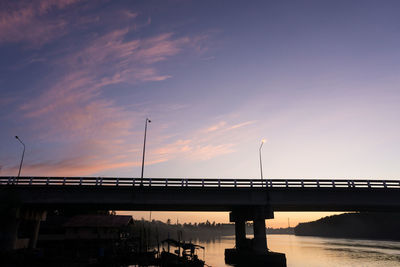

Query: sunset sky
[1,0,400,227]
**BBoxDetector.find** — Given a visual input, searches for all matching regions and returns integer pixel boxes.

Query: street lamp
[15,136,25,178]
[140,118,151,185]
[259,139,266,186]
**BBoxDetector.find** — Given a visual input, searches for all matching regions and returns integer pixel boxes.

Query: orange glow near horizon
[117,211,344,228]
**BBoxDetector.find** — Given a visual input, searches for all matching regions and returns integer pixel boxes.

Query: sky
[1,0,400,227]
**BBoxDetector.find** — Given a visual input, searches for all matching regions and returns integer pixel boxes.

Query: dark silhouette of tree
[295,212,400,241]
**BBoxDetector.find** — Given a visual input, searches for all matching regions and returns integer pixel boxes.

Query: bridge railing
[1,177,400,189]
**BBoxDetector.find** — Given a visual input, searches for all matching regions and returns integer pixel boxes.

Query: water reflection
[192,235,400,267]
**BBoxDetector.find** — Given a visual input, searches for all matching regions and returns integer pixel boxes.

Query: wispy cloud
[0,1,215,176]
[205,121,227,133]
[63,30,189,84]
[2,118,250,176]
[0,96,16,106]
[0,0,81,45]
[7,16,207,176]
[204,120,256,133]
[228,120,256,130]
[149,119,256,163]
[151,139,235,162]
[121,10,138,19]
[19,28,192,140]
[3,156,167,177]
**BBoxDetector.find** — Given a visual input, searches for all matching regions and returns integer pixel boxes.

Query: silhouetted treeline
[135,219,294,246]
[133,219,234,245]
[294,212,400,241]
[267,227,294,235]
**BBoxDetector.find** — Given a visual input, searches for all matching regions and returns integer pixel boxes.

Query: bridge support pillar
[234,219,246,250]
[253,217,267,253]
[28,217,42,249]
[0,208,21,251]
[225,206,286,266]
[0,207,46,250]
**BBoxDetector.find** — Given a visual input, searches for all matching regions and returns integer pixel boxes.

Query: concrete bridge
[2,177,399,211]
[1,176,400,263]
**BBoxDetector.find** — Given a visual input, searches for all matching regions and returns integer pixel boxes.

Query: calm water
[196,235,400,267]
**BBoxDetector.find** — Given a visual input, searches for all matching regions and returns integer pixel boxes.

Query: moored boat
[160,238,205,267]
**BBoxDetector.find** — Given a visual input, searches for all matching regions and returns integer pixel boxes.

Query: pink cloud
[2,156,167,177]
[121,10,138,19]
[132,68,172,82]
[0,0,81,45]
[20,71,96,118]
[4,120,244,177]
[2,0,213,176]
[153,140,192,157]
[22,94,136,144]
[202,120,257,133]
[205,121,227,133]
[64,30,189,83]
[228,120,256,130]
[191,144,235,161]
[20,28,192,132]
[14,26,202,176]
[147,120,256,163]
[135,33,189,64]
[151,139,234,162]
[0,96,16,106]
[37,0,83,14]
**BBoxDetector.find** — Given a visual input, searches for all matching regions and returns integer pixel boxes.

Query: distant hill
[294,212,400,241]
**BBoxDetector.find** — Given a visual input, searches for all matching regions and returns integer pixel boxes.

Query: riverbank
[294,212,400,241]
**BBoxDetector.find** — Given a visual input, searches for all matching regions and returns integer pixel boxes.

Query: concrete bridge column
[225,206,285,266]
[28,219,42,249]
[0,207,46,250]
[252,206,270,253]
[25,209,47,249]
[253,218,267,253]
[230,210,248,250]
[0,208,21,250]
[229,206,274,251]
[234,219,246,250]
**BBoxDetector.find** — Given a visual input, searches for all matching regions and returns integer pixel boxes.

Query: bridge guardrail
[1,177,400,189]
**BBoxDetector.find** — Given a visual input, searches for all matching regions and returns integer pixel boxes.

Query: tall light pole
[15,136,25,178]
[259,139,266,186]
[140,118,151,185]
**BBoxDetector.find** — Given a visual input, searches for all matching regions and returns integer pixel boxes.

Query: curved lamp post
[259,139,266,186]
[15,136,25,178]
[140,118,151,185]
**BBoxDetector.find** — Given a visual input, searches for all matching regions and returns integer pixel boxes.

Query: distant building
[63,214,133,240]
[37,214,135,260]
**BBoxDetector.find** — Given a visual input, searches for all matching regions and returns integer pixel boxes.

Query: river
[195,235,400,267]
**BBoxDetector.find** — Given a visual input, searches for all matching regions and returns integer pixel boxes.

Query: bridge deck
[1,177,399,212]
[2,177,400,189]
